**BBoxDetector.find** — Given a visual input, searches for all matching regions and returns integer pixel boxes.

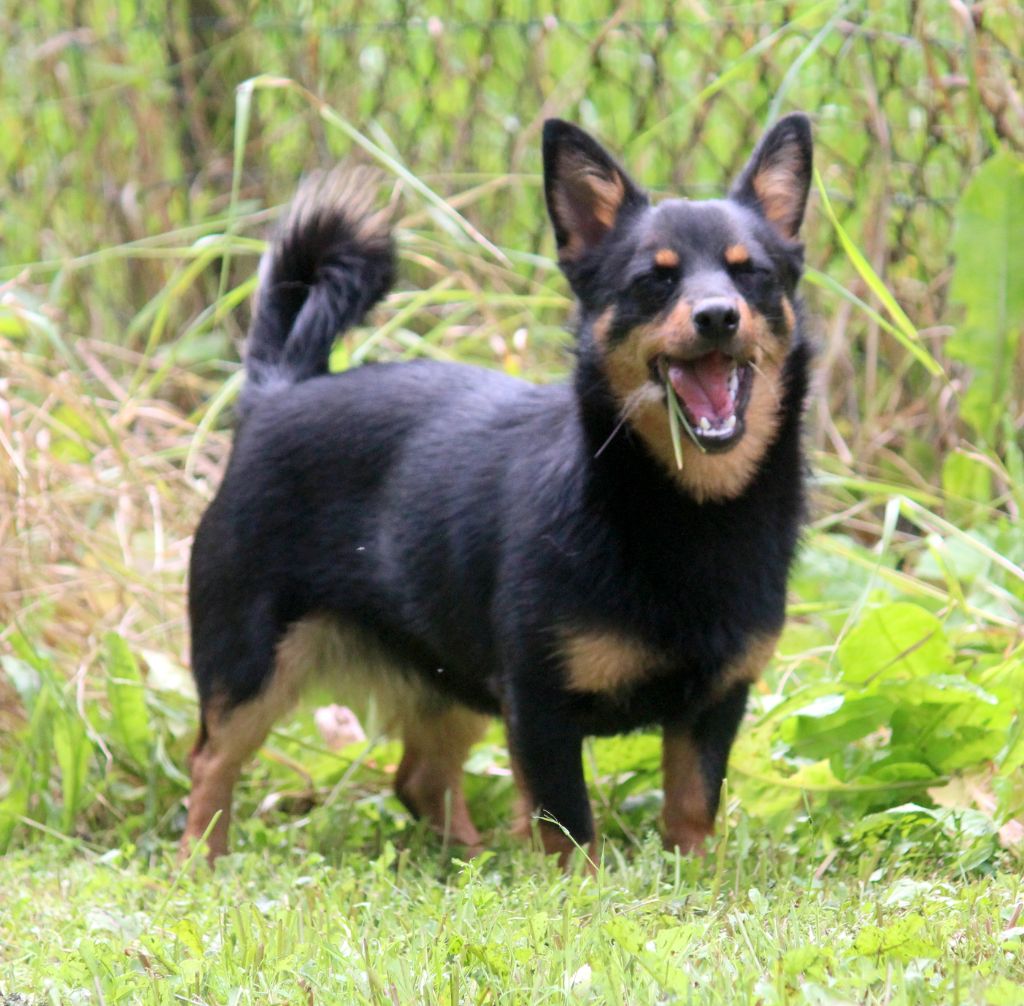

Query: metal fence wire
[5,2,1023,403]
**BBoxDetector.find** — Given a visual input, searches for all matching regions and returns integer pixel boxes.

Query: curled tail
[242,167,395,411]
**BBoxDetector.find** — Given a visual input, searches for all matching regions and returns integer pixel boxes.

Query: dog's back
[184,115,814,866]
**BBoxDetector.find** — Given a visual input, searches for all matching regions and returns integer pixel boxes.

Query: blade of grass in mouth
[664,373,707,469]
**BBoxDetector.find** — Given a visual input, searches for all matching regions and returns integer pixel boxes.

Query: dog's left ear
[730,113,813,241]
[543,120,648,264]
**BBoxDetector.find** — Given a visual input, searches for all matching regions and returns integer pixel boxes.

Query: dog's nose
[693,298,740,342]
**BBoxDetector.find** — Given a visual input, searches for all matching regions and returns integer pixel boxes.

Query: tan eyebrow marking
[654,248,679,268]
[724,243,750,265]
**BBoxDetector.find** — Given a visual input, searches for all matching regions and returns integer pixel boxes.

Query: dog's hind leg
[182,614,310,862]
[394,703,488,851]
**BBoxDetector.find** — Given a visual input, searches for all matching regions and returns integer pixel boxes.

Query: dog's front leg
[504,688,595,869]
[662,682,749,856]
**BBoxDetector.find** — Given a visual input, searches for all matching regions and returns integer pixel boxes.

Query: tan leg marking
[507,748,597,872]
[182,633,311,861]
[661,732,715,856]
[395,704,488,850]
[538,822,598,873]
[559,630,661,693]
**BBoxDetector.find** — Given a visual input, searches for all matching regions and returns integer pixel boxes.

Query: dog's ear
[730,113,813,241]
[543,120,647,264]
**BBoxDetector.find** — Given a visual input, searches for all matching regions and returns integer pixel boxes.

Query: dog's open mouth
[657,351,753,451]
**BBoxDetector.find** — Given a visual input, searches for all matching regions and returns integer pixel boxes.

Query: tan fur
[591,306,615,350]
[288,166,392,248]
[538,821,598,871]
[555,152,627,262]
[182,616,480,861]
[560,630,662,693]
[507,748,597,869]
[254,167,391,317]
[395,705,488,849]
[751,148,805,239]
[599,298,790,502]
[182,634,312,860]
[714,633,779,699]
[661,731,715,855]
[781,296,796,332]
[724,243,750,265]
[654,248,680,268]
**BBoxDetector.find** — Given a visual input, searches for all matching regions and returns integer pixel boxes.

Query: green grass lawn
[3,816,1023,1004]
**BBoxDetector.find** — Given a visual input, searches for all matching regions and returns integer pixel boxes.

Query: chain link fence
[4,2,1022,457]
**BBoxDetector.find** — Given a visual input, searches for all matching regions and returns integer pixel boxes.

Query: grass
[2,819,1023,1003]
[2,1,1024,1002]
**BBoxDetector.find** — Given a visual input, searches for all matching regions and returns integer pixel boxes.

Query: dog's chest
[556,626,778,731]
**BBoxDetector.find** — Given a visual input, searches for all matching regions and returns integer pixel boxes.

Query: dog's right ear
[543,120,648,265]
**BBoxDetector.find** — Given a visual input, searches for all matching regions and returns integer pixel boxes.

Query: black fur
[188,116,814,854]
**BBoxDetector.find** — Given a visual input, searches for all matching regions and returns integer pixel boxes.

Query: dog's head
[543,114,812,502]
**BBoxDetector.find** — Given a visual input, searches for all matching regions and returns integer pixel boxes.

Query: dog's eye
[727,258,771,279]
[631,267,678,301]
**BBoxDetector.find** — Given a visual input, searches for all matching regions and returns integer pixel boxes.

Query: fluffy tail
[241,167,395,411]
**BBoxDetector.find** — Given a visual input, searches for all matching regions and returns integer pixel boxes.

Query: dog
[182,113,813,865]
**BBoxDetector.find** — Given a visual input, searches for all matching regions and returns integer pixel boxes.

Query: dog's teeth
[699,417,711,432]
[722,415,737,434]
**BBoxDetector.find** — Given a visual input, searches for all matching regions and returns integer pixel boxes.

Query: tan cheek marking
[724,243,750,265]
[601,301,695,410]
[661,732,714,855]
[597,299,789,503]
[602,321,661,413]
[654,248,679,268]
[560,631,660,693]
[663,298,692,335]
[640,325,788,502]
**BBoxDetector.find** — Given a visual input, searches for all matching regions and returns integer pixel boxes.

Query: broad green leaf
[853,761,938,786]
[838,603,951,684]
[948,152,1024,442]
[781,695,893,760]
[104,632,152,767]
[885,675,999,707]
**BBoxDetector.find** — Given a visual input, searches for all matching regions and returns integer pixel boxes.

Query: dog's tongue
[667,351,734,422]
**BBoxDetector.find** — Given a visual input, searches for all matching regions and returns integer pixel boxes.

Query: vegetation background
[1,1,1022,1002]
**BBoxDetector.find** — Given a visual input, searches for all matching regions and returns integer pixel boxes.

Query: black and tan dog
[183,114,813,865]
